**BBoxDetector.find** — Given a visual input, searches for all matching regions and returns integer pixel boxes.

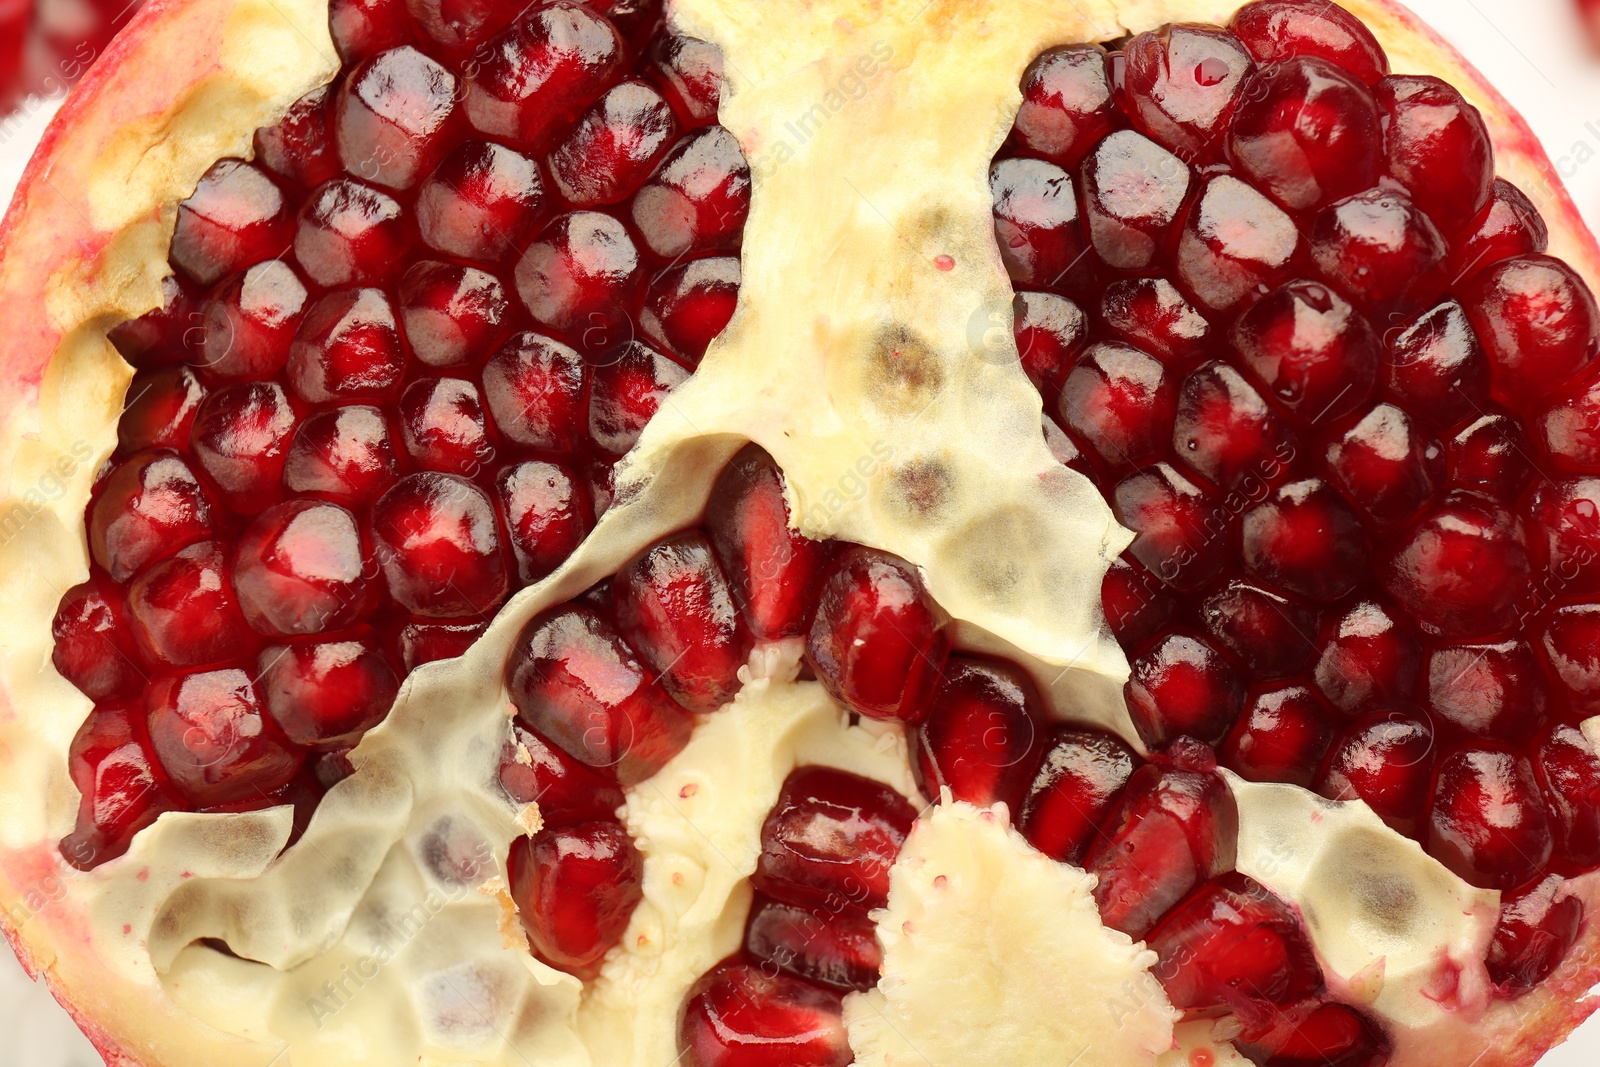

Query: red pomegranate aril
[1462,254,1600,414]
[1078,130,1191,272]
[1099,276,1210,365]
[108,275,202,368]
[1201,580,1318,678]
[1018,727,1136,864]
[1543,604,1600,716]
[1237,1000,1390,1067]
[60,703,176,870]
[118,365,206,454]
[1102,555,1175,650]
[1377,74,1493,234]
[1176,173,1299,314]
[508,820,643,979]
[499,721,626,821]
[754,765,915,915]
[1234,280,1379,424]
[1531,478,1600,598]
[506,605,693,783]
[548,80,679,207]
[641,256,741,365]
[1230,0,1389,86]
[612,531,750,713]
[398,260,509,370]
[293,178,409,289]
[1452,178,1550,282]
[1013,44,1115,167]
[1318,709,1436,837]
[1536,722,1600,870]
[679,961,850,1067]
[515,211,643,345]
[648,34,723,127]
[1383,301,1491,430]
[1056,341,1176,471]
[744,897,882,994]
[190,380,299,513]
[989,156,1089,291]
[1012,290,1087,393]
[287,288,406,404]
[282,404,400,505]
[335,46,458,191]
[89,451,217,582]
[464,3,626,148]
[254,86,341,190]
[1538,369,1600,472]
[197,260,309,382]
[1084,763,1238,938]
[631,126,750,260]
[327,0,412,63]
[913,656,1045,810]
[589,340,689,455]
[1227,56,1381,212]
[415,140,546,266]
[1309,188,1447,317]
[1113,461,1229,592]
[1242,478,1368,602]
[169,159,293,287]
[1312,599,1421,715]
[805,546,950,725]
[233,499,376,637]
[258,637,399,748]
[1488,874,1584,994]
[1126,630,1246,746]
[1323,404,1445,526]
[1427,640,1548,744]
[126,541,257,668]
[481,331,589,452]
[1123,24,1253,164]
[52,577,145,702]
[1221,683,1334,787]
[1428,747,1553,890]
[405,0,518,60]
[145,668,304,806]
[1449,414,1534,501]
[396,377,494,476]
[496,460,592,584]
[391,618,488,671]
[1384,494,1532,639]
[371,472,510,619]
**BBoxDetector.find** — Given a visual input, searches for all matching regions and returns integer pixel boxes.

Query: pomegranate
[2,0,1600,1066]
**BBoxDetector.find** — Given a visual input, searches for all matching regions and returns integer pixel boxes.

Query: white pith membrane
[1,1,1599,1066]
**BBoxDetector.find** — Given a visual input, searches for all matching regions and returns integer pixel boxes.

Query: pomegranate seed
[1241,478,1368,601]
[51,577,145,701]
[293,178,409,288]
[145,668,304,806]
[1220,683,1334,787]
[1312,599,1421,715]
[744,896,882,993]
[1462,255,1600,414]
[1102,555,1175,650]
[415,139,547,265]
[1126,630,1245,746]
[258,637,399,748]
[335,46,458,190]
[1012,290,1087,393]
[1078,130,1191,272]
[89,451,217,582]
[1308,189,1447,317]
[1428,747,1553,890]
[641,257,741,365]
[190,380,300,513]
[913,656,1045,810]
[464,3,626,147]
[1377,75,1493,234]
[1452,178,1549,282]
[1083,763,1238,938]
[496,460,592,584]
[197,260,309,382]
[805,546,950,725]
[1176,174,1298,314]
[753,765,915,915]
[397,260,509,369]
[282,405,400,505]
[254,87,341,190]
[1535,723,1600,871]
[287,288,405,404]
[1384,494,1532,639]
[169,159,293,287]
[233,499,377,636]
[589,340,689,455]
[1237,1000,1389,1067]
[1426,641,1548,744]
[1538,369,1600,472]
[1044,414,1090,473]
[327,0,412,63]
[647,34,723,127]
[499,721,626,821]
[1018,728,1136,863]
[481,331,590,452]
[1232,280,1378,424]
[1112,461,1228,592]
[396,377,494,476]
[118,366,206,453]
[1382,301,1491,431]
[508,820,643,979]
[514,211,643,344]
[611,531,750,713]
[1013,44,1115,167]
[371,472,510,619]
[548,80,679,207]
[1227,56,1380,211]
[1123,25,1253,163]
[989,156,1089,290]
[1488,875,1583,994]
[506,605,693,783]
[1200,580,1318,678]
[1099,277,1210,364]
[1449,414,1534,501]
[1056,341,1176,471]
[1318,709,1436,837]
[126,541,257,668]
[59,703,176,870]
[1542,604,1600,716]
[631,126,751,259]
[404,0,518,58]
[680,960,850,1067]
[1230,0,1389,86]
[391,618,487,671]
[108,275,203,368]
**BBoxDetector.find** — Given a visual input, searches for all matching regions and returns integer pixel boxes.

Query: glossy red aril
[1012,45,1116,167]
[482,332,590,451]
[648,34,723,126]
[1057,341,1176,471]
[1543,604,1600,715]
[233,499,376,636]
[631,126,751,258]
[1221,683,1334,787]
[515,211,643,344]
[392,618,488,671]
[990,157,1088,290]
[1241,478,1369,602]
[1428,747,1553,890]
[254,87,342,189]
[496,461,592,584]
[1230,0,1389,86]
[89,451,217,582]
[396,377,494,475]
[1318,710,1436,837]
[548,80,678,206]
[1383,301,1491,429]
[508,821,643,979]
[335,46,458,190]
[257,638,399,748]
[744,897,882,993]
[1377,75,1493,235]
[1013,290,1088,393]
[589,341,690,455]
[406,0,517,59]
[1488,875,1584,993]
[1099,277,1209,364]
[282,405,400,504]
[1312,600,1421,714]
[1123,24,1253,164]
[1078,131,1191,272]
[1172,361,1296,491]
[1384,494,1532,639]
[679,961,850,1067]
[118,366,207,456]
[1309,189,1447,316]
[1449,414,1534,501]
[913,656,1045,810]
[60,704,176,870]
[369,472,510,618]
[1453,178,1549,281]
[1126,630,1245,746]
[1539,370,1600,472]
[52,577,144,702]
[641,257,741,364]
[1018,728,1136,864]
[1201,580,1318,679]
[415,140,546,265]
[1536,724,1600,871]
[287,288,405,404]
[499,722,626,823]
[1176,174,1298,313]
[1323,404,1445,526]
[190,380,299,513]
[144,668,303,806]
[293,178,409,288]
[327,0,413,63]
[398,260,509,369]
[1231,280,1378,424]
[169,159,294,287]
[126,541,256,668]
[1426,641,1548,744]
[1463,255,1600,414]
[1112,462,1228,592]
[1102,556,1175,650]
[199,261,309,383]
[108,275,202,368]
[1238,1001,1389,1067]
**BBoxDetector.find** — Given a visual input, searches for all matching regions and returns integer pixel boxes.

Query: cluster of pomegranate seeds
[0,0,144,112]
[54,0,750,868]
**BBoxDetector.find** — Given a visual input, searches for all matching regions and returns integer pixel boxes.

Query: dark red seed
[118,366,206,454]
[108,275,203,369]
[913,656,1045,811]
[1322,404,1445,526]
[89,451,217,582]
[1175,174,1299,313]
[1078,130,1191,272]
[59,703,176,870]
[1113,461,1229,592]
[1426,640,1548,744]
[1451,178,1550,282]
[1012,290,1088,393]
[405,0,520,60]
[282,405,400,505]
[233,499,376,637]
[1200,580,1318,678]
[1542,604,1600,717]
[589,340,690,455]
[189,380,300,514]
[52,577,145,702]
[293,179,409,289]
[1220,683,1334,787]
[1487,875,1583,994]
[415,139,547,265]
[254,86,342,190]
[515,211,643,346]
[1013,45,1116,167]
[335,46,459,191]
[391,618,488,671]
[1126,630,1246,747]
[1308,188,1447,318]
[286,288,405,405]
[370,472,511,619]
[1461,254,1600,414]
[170,159,294,287]
[1538,368,1600,473]
[499,721,626,821]
[1056,341,1175,472]
[1318,709,1436,837]
[640,256,741,365]
[679,961,850,1067]
[1241,478,1368,602]
[1428,747,1553,890]
[145,668,304,806]
[1382,301,1491,431]
[631,126,751,259]
[744,896,882,994]
[1312,599,1421,715]
[397,260,510,370]
[1377,74,1493,234]
[327,0,413,64]
[1230,0,1390,85]
[548,80,679,207]
[1099,276,1210,364]
[396,377,495,477]
[647,34,723,127]
[508,820,643,979]
[1536,723,1600,871]
[1237,1000,1390,1067]
[481,331,590,452]
[989,156,1089,290]
[1102,555,1175,650]
[464,3,626,148]
[1384,494,1533,640]
[257,638,399,749]
[1123,25,1254,163]
[197,260,309,383]
[1232,279,1379,424]
[496,460,592,585]
[1018,728,1136,864]
[126,541,257,668]
[1448,414,1534,502]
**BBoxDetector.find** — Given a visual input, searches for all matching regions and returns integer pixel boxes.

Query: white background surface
[2,0,1600,1063]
